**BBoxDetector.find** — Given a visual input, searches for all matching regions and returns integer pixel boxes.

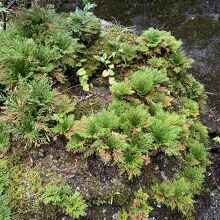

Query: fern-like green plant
[187,140,209,165]
[119,104,150,135]
[214,137,220,143]
[52,114,75,135]
[110,81,133,98]
[139,27,162,48]
[86,110,119,138]
[0,35,77,87]
[0,37,38,86]
[148,57,169,70]
[42,28,81,68]
[120,145,144,179]
[169,49,193,73]
[0,5,82,88]
[129,188,153,219]
[1,76,75,146]
[63,192,88,218]
[150,111,186,155]
[130,69,154,96]
[179,97,199,118]
[138,27,182,53]
[0,160,11,220]
[117,210,129,220]
[41,184,87,219]
[0,122,9,153]
[68,100,153,179]
[189,122,208,144]
[130,131,154,152]
[15,4,56,39]
[117,42,138,64]
[130,67,167,96]
[41,184,71,206]
[183,166,205,193]
[153,178,194,217]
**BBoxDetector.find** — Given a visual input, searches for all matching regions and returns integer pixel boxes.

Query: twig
[209,165,220,191]
[8,0,17,9]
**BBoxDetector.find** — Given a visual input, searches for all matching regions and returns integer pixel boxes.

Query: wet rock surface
[198,195,220,220]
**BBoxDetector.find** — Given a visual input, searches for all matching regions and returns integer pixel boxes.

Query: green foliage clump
[153,178,194,217]
[168,49,193,73]
[42,184,87,219]
[52,114,75,135]
[70,1,100,44]
[1,76,75,146]
[15,4,56,39]
[129,188,153,219]
[179,98,199,118]
[148,57,169,70]
[0,32,79,88]
[0,4,81,88]
[187,139,210,165]
[214,137,220,143]
[41,184,72,205]
[171,74,204,103]
[0,37,38,86]
[117,209,129,220]
[138,27,182,52]
[150,111,186,156]
[110,82,133,98]
[67,102,153,178]
[0,122,9,153]
[7,162,63,220]
[130,67,167,96]
[183,166,205,193]
[138,28,193,75]
[117,189,153,220]
[67,61,207,180]
[189,122,208,144]
[0,160,10,220]
[153,162,207,218]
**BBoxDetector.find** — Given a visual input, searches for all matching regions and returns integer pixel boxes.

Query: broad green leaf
[108,69,115,76]
[108,64,114,69]
[77,68,86,76]
[102,70,109,77]
[109,77,116,85]
[83,84,90,91]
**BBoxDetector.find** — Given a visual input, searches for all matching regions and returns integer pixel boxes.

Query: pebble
[156,203,162,208]
[112,213,117,219]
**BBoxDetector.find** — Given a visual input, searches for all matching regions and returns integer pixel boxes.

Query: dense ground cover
[0,2,211,219]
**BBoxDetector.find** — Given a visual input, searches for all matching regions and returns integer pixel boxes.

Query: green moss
[92,185,131,206]
[0,159,11,220]
[7,162,60,220]
[75,96,106,119]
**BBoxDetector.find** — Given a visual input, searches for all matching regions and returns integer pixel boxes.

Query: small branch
[209,165,220,191]
[2,11,6,30]
[8,0,17,9]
